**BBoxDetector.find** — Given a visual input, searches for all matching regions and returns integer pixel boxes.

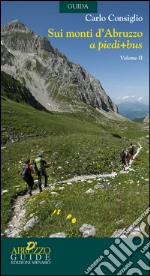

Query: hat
[38,153,43,158]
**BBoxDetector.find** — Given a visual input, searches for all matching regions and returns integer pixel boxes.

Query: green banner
[1,238,149,275]
[59,1,97,13]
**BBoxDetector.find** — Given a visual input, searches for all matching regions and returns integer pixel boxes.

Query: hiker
[129,143,134,159]
[33,153,48,192]
[22,159,34,196]
[119,149,126,171]
[125,148,130,166]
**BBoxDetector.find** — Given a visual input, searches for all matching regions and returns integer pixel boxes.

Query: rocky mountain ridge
[118,101,149,120]
[1,19,118,113]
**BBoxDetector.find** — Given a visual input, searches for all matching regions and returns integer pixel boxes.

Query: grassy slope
[1,98,149,236]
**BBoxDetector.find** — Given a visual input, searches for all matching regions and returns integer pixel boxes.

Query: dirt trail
[3,143,142,237]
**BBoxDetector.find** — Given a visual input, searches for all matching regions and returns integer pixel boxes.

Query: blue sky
[1,1,149,105]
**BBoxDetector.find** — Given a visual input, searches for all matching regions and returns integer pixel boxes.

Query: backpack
[34,157,44,172]
[129,145,134,154]
[22,165,30,181]
[120,152,125,160]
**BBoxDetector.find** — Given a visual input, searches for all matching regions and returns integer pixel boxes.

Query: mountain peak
[2,19,31,32]
[1,20,55,53]
[10,19,20,23]
[1,20,118,113]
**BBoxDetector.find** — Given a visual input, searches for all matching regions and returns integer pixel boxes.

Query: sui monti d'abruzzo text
[47,28,143,51]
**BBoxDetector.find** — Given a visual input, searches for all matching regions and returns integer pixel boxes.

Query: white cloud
[117,95,146,103]
[138,97,144,101]
[122,96,130,100]
[118,96,130,100]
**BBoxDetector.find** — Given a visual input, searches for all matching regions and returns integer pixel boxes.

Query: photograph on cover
[1,1,149,240]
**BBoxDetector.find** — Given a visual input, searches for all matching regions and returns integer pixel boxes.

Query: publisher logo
[10,241,51,265]
[59,1,97,13]
[84,207,150,275]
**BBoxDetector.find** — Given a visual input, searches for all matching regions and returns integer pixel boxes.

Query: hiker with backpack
[33,153,48,193]
[125,148,130,166]
[129,143,134,160]
[22,158,34,196]
[119,149,126,171]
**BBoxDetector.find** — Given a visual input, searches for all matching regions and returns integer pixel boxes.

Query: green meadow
[1,98,149,237]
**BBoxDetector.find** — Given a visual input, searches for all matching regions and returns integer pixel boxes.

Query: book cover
[1,1,149,275]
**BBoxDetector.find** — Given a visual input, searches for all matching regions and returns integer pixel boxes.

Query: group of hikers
[22,153,48,196]
[119,143,135,171]
[22,143,135,196]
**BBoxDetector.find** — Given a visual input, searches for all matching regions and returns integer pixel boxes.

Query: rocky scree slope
[1,71,48,112]
[1,19,118,113]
